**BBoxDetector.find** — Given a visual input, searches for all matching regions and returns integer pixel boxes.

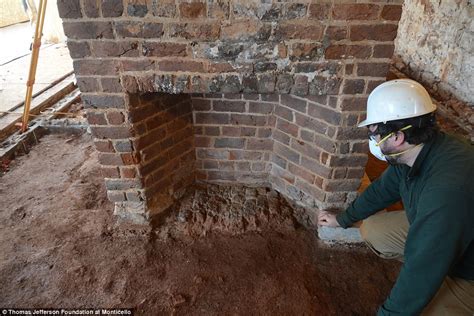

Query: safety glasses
[368,125,413,147]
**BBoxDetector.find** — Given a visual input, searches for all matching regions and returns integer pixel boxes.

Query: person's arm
[378,189,472,315]
[336,166,403,228]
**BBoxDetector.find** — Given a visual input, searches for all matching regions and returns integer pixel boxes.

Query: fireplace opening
[95,92,367,223]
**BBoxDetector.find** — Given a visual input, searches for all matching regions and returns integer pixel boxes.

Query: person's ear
[393,131,405,146]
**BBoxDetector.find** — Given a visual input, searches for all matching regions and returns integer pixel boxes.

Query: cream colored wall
[0,0,29,27]
[1,0,66,43]
[43,0,66,43]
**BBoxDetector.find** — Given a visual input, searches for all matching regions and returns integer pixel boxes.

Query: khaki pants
[360,211,474,315]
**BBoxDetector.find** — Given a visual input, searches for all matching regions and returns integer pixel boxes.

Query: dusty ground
[0,132,401,315]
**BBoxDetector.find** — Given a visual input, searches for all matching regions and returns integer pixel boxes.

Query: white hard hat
[358,79,437,127]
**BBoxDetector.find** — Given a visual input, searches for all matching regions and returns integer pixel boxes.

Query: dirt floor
[0,132,403,315]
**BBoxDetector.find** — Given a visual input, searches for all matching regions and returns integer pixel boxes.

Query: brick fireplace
[58,0,402,223]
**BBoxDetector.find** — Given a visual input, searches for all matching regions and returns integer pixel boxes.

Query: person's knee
[360,214,385,244]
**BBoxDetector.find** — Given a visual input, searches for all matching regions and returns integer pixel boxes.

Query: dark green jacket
[336,132,474,315]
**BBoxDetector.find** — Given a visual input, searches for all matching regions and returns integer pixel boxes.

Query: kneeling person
[318,79,474,315]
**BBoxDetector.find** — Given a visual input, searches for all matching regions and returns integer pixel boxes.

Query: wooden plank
[0,74,76,141]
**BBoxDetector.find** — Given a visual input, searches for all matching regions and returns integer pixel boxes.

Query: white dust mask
[369,138,386,161]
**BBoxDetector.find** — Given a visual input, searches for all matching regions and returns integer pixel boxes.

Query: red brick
[325,45,346,59]
[301,156,332,178]
[122,60,156,72]
[215,138,245,149]
[347,168,365,179]
[257,128,272,138]
[251,162,267,172]
[208,62,235,73]
[107,111,125,125]
[335,127,368,141]
[240,127,256,137]
[373,44,395,58]
[121,167,137,178]
[381,5,402,21]
[274,143,300,164]
[203,126,219,136]
[230,114,266,126]
[222,126,240,136]
[107,191,126,202]
[274,105,294,121]
[276,23,324,40]
[325,26,347,41]
[367,80,385,94]
[87,112,107,125]
[332,4,379,20]
[347,45,372,59]
[350,24,398,41]
[82,0,100,17]
[192,99,211,111]
[91,126,133,139]
[247,139,273,151]
[332,168,347,179]
[101,77,122,93]
[213,100,246,112]
[73,60,120,76]
[91,41,139,58]
[67,41,90,58]
[357,63,389,77]
[307,103,341,126]
[308,3,331,20]
[102,0,124,17]
[325,45,371,59]
[343,79,365,94]
[195,113,230,125]
[340,97,368,111]
[57,0,82,18]
[281,95,307,113]
[328,154,368,167]
[142,42,187,57]
[249,102,274,114]
[207,171,236,181]
[294,113,327,135]
[63,22,114,40]
[195,136,212,147]
[323,179,360,192]
[179,2,206,18]
[345,64,354,75]
[202,160,219,169]
[94,140,114,153]
[295,179,325,201]
[236,162,251,172]
[101,167,120,178]
[273,130,290,146]
[352,142,369,154]
[290,42,323,61]
[169,23,220,41]
[291,138,321,160]
[289,163,315,184]
[121,153,139,165]
[276,119,299,137]
[158,59,205,72]
[313,135,337,153]
[82,94,126,109]
[99,153,124,166]
[272,165,295,185]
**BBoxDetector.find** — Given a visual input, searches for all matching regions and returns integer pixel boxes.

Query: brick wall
[58,0,403,222]
[193,94,274,185]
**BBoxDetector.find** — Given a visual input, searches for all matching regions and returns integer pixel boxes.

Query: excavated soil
[0,132,401,315]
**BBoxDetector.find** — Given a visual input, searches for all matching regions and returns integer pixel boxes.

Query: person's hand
[317,210,341,227]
